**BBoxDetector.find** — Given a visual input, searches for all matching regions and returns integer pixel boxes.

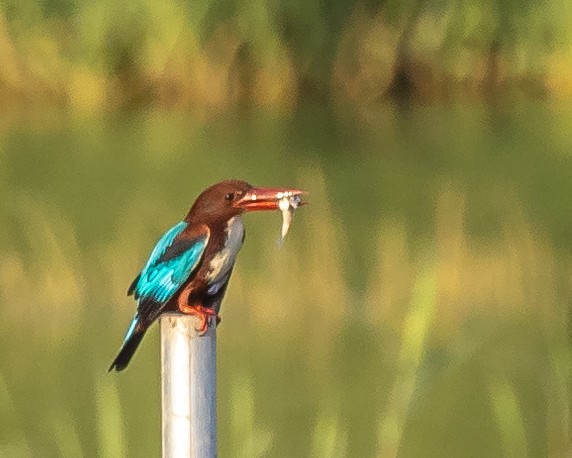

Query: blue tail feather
[109,315,146,372]
[123,315,139,343]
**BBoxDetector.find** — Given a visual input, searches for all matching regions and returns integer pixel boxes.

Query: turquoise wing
[119,222,208,350]
[133,221,209,307]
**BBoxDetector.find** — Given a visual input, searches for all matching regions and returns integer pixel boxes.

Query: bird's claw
[195,314,213,336]
[179,304,219,336]
[195,317,208,335]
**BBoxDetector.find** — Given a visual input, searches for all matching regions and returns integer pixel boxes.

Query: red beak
[234,186,306,211]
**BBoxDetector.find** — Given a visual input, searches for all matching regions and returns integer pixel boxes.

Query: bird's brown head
[185,179,305,225]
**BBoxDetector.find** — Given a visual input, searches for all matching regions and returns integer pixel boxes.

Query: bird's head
[186,179,305,224]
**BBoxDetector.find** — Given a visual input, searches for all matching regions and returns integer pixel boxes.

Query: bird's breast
[206,216,244,285]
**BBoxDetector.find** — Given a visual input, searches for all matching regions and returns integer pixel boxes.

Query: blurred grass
[0,100,571,456]
[378,267,437,457]
[488,378,528,457]
[1,0,572,112]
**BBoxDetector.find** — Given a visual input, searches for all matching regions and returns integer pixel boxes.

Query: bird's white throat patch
[207,216,244,284]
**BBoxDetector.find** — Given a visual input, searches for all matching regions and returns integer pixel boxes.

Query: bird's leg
[177,287,219,334]
[178,303,219,335]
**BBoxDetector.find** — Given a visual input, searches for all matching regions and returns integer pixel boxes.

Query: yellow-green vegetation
[1,0,572,112]
[0,101,571,456]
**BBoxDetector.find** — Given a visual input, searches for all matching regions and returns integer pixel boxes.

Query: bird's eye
[225,193,234,201]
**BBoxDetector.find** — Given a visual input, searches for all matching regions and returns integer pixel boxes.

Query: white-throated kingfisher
[109,179,304,371]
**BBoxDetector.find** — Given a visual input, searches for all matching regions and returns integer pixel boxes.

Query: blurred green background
[1,1,572,457]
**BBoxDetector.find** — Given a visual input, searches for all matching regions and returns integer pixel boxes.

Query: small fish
[278,195,301,244]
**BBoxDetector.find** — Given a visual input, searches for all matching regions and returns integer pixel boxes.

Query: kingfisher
[109,179,304,372]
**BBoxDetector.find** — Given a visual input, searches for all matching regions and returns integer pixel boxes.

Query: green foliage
[378,267,437,457]
[488,378,528,457]
[0,102,571,455]
[1,0,572,111]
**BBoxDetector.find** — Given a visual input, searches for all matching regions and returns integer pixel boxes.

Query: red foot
[178,304,219,335]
